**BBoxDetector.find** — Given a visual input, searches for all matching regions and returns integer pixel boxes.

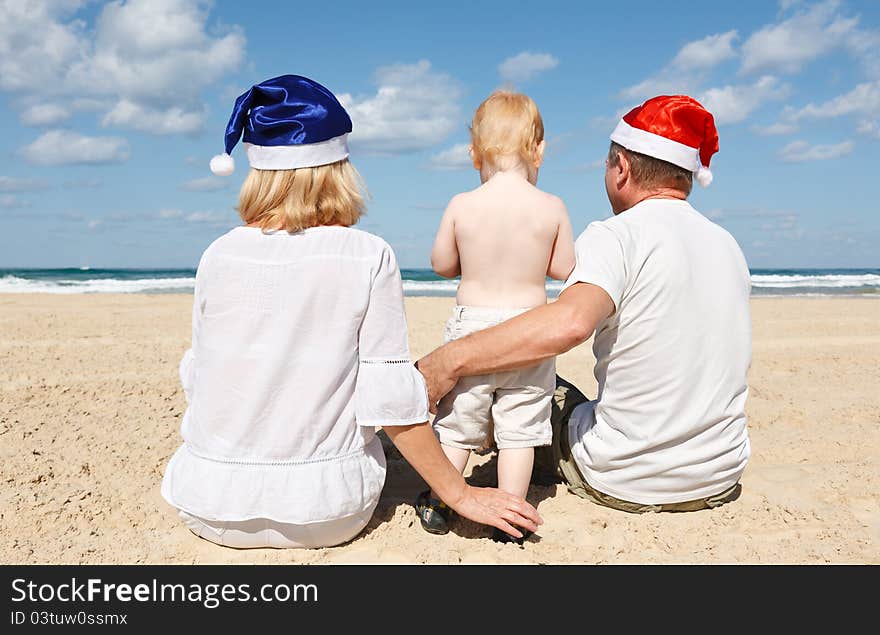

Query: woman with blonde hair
[160,75,541,548]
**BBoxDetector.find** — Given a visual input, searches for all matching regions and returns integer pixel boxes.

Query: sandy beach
[0,294,877,564]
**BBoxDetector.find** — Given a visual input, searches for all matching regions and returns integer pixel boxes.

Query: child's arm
[430,198,461,278]
[547,202,576,280]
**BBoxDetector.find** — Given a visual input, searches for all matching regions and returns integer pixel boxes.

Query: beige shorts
[433,305,554,450]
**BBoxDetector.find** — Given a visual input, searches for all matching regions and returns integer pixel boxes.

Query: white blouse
[160,226,429,524]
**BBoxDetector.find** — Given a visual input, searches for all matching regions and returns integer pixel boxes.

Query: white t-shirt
[562,198,751,505]
[161,226,429,524]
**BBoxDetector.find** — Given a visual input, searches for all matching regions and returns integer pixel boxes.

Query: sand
[1,294,877,564]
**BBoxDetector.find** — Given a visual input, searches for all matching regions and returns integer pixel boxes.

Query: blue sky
[1,0,878,269]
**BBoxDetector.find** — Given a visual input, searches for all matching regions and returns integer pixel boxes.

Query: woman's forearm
[382,423,467,505]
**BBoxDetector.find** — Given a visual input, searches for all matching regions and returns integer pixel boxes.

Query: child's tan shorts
[433,305,554,450]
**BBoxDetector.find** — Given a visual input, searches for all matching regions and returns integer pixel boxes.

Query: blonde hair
[470,90,544,171]
[237,159,366,232]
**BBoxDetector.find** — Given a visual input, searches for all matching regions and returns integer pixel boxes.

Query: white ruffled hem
[355,359,429,427]
[160,436,386,524]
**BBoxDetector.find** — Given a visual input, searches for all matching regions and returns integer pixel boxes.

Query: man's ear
[534,139,546,169]
[615,149,630,189]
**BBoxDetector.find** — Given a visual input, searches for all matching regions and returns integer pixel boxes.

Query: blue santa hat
[210,74,352,175]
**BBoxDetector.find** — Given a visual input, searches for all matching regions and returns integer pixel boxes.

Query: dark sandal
[415,489,451,535]
[491,527,533,545]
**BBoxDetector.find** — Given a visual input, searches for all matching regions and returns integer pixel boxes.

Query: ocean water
[1,267,878,297]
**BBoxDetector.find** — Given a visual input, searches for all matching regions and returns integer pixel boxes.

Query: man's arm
[382,423,542,538]
[417,282,614,409]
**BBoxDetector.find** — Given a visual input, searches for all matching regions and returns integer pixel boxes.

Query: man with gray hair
[417,95,751,529]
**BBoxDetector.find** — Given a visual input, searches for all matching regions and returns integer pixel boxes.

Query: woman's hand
[382,422,543,538]
[445,483,543,539]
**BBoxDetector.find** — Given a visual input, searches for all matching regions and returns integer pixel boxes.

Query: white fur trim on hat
[209,152,235,176]
[610,119,701,173]
[244,134,350,170]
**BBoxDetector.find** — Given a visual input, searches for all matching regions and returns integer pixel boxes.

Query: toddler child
[416,90,575,544]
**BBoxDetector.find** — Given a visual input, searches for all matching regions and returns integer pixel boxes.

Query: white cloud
[671,31,738,70]
[101,100,206,135]
[20,103,71,126]
[709,207,804,241]
[740,1,859,75]
[64,178,102,188]
[19,129,130,166]
[621,31,739,102]
[0,0,88,92]
[698,76,790,125]
[179,176,228,191]
[567,159,606,173]
[847,26,880,79]
[778,139,854,162]
[620,75,697,102]
[339,60,463,154]
[0,194,31,208]
[159,208,224,223]
[779,0,802,10]
[185,211,226,223]
[857,120,880,139]
[788,81,880,120]
[426,144,472,171]
[498,52,559,83]
[752,122,799,136]
[0,0,245,135]
[0,175,49,192]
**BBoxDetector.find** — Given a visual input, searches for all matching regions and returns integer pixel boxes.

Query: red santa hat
[610,95,719,187]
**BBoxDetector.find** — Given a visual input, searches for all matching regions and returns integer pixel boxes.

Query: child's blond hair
[237,159,366,232]
[470,90,544,172]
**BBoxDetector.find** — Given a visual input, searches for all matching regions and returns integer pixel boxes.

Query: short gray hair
[607,141,693,195]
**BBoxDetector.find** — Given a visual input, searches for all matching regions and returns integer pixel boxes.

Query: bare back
[431,171,575,309]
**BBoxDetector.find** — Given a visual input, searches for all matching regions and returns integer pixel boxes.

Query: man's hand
[415,347,458,413]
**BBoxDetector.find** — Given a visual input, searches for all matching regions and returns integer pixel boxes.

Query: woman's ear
[534,140,546,169]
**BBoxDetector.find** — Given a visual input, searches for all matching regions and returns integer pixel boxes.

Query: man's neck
[615,187,687,215]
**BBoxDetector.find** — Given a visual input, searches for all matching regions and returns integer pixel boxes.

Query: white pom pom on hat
[695,164,713,187]
[210,153,235,176]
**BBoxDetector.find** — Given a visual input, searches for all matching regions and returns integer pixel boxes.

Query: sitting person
[417,90,575,543]
[160,74,541,548]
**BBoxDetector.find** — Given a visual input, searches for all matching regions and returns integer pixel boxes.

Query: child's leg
[497,447,534,499]
[430,444,470,500]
